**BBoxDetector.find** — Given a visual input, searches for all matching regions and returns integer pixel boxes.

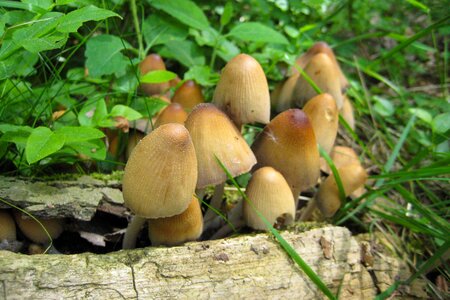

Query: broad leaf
[140,70,177,83]
[26,127,65,164]
[68,139,106,161]
[161,40,205,67]
[184,65,219,87]
[110,105,142,121]
[55,126,105,143]
[220,2,233,27]
[22,0,53,10]
[148,0,209,30]
[142,14,188,46]
[57,5,120,33]
[228,22,289,44]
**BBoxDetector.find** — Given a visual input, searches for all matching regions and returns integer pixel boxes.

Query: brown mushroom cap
[122,123,198,218]
[125,131,146,160]
[293,53,344,109]
[0,210,16,241]
[291,42,348,89]
[13,211,63,244]
[315,163,368,218]
[213,53,270,127]
[243,167,296,230]
[172,80,205,111]
[272,73,300,113]
[139,54,170,96]
[147,196,203,246]
[154,103,188,128]
[185,103,257,188]
[340,96,355,130]
[303,93,339,154]
[252,109,320,196]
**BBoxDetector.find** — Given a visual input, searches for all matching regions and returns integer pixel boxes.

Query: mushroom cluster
[121,46,367,248]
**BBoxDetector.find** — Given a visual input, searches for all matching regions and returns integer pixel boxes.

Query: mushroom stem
[203,182,225,229]
[210,219,245,240]
[298,198,317,221]
[122,215,146,249]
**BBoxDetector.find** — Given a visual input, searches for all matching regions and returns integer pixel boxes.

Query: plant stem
[122,215,146,249]
[130,0,144,60]
[203,182,225,227]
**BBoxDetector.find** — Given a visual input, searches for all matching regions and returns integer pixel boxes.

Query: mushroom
[185,103,257,226]
[321,145,360,173]
[139,54,170,96]
[292,53,344,109]
[122,123,198,249]
[13,211,63,244]
[243,167,296,231]
[315,163,368,218]
[125,131,146,160]
[154,103,188,128]
[213,53,270,129]
[252,109,320,204]
[0,210,16,242]
[271,73,300,113]
[147,196,203,246]
[340,95,355,130]
[303,93,339,154]
[172,80,205,111]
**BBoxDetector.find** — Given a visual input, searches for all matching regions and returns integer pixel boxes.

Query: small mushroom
[293,53,344,109]
[271,73,300,113]
[13,211,63,244]
[303,93,339,154]
[252,109,320,202]
[122,123,198,249]
[243,167,296,231]
[148,196,203,246]
[340,96,355,130]
[213,54,270,128]
[0,210,16,242]
[139,54,170,96]
[154,103,188,128]
[172,80,205,111]
[316,163,368,218]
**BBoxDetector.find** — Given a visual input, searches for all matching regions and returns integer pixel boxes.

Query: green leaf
[140,70,177,83]
[68,139,106,161]
[228,22,289,44]
[408,108,432,124]
[26,127,65,164]
[184,65,219,87]
[373,96,395,117]
[110,105,142,121]
[220,2,233,27]
[57,5,120,33]
[161,40,205,67]
[85,34,131,78]
[131,97,169,118]
[22,0,54,10]
[142,14,188,46]
[55,126,105,143]
[0,124,33,147]
[148,0,209,30]
[432,112,450,144]
[0,49,39,80]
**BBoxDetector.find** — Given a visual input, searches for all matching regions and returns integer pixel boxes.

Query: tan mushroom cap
[293,53,344,109]
[185,103,257,188]
[340,96,355,130]
[147,196,203,246]
[252,109,320,197]
[243,167,296,230]
[0,210,16,241]
[122,123,198,218]
[172,80,205,111]
[303,93,339,154]
[291,42,348,89]
[322,145,360,173]
[139,54,170,96]
[213,53,270,127]
[315,163,368,218]
[272,73,300,113]
[13,211,63,244]
[125,131,146,160]
[154,103,188,128]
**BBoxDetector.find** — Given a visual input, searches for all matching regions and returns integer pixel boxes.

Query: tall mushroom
[122,123,198,249]
[139,54,170,96]
[252,109,320,205]
[213,54,270,129]
[154,103,188,128]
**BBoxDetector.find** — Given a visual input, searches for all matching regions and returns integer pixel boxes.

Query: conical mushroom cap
[252,109,320,195]
[322,145,360,173]
[213,54,270,127]
[0,210,16,241]
[139,54,170,96]
[122,123,198,218]
[293,53,344,109]
[154,103,188,128]
[340,96,355,130]
[243,167,296,230]
[291,42,348,89]
[172,80,205,111]
[272,73,299,113]
[125,131,146,160]
[13,211,63,244]
[185,103,257,188]
[148,196,203,246]
[303,93,339,154]
[315,163,367,218]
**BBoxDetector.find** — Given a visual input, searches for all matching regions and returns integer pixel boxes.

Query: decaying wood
[0,174,124,221]
[0,227,427,299]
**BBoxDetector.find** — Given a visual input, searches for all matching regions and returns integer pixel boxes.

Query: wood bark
[0,175,427,299]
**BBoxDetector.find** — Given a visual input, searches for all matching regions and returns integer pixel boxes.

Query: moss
[287,221,329,234]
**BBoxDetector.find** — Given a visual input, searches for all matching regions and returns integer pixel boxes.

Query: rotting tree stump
[0,175,427,299]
